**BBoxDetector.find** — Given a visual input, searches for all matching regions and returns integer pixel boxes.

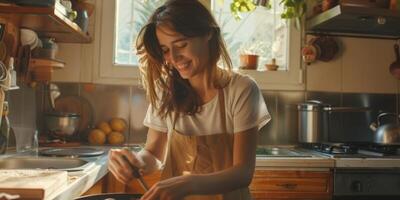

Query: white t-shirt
[143,72,271,135]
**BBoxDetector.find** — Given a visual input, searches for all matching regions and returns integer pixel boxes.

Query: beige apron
[161,90,252,200]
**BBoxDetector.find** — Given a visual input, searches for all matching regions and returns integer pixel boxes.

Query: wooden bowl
[265,64,278,71]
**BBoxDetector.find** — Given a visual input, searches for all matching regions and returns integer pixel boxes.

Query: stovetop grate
[300,142,400,157]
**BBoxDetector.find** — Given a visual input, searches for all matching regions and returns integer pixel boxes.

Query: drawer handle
[276,183,297,189]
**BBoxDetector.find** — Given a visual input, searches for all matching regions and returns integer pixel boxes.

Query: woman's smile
[175,61,192,75]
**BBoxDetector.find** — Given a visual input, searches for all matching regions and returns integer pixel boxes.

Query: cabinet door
[250,170,333,200]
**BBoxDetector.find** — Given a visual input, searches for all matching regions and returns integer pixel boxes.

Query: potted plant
[238,41,266,70]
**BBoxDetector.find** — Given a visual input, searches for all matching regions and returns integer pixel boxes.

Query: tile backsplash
[6,82,398,146]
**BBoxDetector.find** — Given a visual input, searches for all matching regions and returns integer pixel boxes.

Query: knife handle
[122,155,149,191]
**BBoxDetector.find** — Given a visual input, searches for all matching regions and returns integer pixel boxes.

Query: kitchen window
[96,0,303,90]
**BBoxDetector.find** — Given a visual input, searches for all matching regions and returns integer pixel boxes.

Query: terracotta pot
[239,54,259,70]
[322,0,339,11]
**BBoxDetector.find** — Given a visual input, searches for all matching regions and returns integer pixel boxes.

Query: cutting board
[0,169,68,200]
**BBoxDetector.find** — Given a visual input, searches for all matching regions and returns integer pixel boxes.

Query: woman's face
[156,24,211,80]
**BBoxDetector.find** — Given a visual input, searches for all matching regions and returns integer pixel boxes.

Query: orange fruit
[97,121,112,135]
[88,129,106,145]
[108,131,125,145]
[110,118,127,132]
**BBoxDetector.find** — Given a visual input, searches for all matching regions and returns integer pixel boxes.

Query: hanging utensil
[389,43,400,79]
[49,83,60,110]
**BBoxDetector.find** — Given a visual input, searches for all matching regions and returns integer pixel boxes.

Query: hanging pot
[389,43,400,79]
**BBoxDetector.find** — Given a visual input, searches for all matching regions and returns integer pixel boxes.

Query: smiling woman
[107,0,271,199]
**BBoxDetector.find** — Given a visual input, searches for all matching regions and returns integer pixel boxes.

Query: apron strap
[218,89,227,134]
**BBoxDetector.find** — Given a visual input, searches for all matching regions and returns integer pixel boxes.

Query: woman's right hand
[108,148,144,184]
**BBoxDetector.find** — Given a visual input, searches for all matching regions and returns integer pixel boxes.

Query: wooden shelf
[28,58,64,82]
[0,3,91,43]
[29,58,65,69]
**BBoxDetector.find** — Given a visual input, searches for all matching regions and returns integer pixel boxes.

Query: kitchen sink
[0,156,90,171]
[256,147,312,157]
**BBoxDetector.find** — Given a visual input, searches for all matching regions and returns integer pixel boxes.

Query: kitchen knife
[122,155,149,192]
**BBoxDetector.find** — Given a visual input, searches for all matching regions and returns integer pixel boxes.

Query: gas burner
[301,143,356,155]
[301,142,400,158]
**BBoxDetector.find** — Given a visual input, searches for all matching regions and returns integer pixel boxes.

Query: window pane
[114,0,288,70]
[212,0,288,70]
[115,0,164,66]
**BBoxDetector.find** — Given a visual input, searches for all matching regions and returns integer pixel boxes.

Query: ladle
[49,83,60,110]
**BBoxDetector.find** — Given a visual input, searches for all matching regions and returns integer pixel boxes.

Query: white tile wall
[307,37,399,94]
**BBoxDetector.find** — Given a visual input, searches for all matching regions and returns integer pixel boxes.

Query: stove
[301,142,400,199]
[301,142,400,158]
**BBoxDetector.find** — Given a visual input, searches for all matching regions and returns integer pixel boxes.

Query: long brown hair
[136,0,232,118]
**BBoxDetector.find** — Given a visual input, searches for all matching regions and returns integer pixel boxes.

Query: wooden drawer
[250,170,333,200]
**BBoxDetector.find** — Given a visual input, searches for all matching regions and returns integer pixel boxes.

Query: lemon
[97,121,112,135]
[110,118,127,132]
[88,129,106,145]
[108,131,125,145]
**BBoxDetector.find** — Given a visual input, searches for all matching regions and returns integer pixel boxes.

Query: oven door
[334,169,400,200]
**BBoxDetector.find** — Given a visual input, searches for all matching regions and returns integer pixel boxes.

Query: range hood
[307,5,400,39]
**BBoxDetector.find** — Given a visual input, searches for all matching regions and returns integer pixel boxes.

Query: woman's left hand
[140,175,193,200]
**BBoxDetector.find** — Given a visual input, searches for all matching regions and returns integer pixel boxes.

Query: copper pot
[389,44,400,79]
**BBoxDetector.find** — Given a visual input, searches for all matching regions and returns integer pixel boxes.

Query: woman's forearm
[188,163,255,195]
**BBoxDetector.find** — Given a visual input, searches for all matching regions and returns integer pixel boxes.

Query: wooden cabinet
[250,169,333,200]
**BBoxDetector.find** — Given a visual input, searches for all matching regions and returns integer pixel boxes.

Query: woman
[108,0,270,199]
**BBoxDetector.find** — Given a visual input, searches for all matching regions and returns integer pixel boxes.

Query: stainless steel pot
[44,112,80,139]
[298,100,370,143]
[369,112,400,144]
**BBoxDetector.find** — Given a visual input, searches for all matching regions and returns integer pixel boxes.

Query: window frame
[94,0,304,90]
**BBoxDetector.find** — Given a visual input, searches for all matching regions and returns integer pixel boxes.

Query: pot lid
[45,112,80,117]
[297,100,331,111]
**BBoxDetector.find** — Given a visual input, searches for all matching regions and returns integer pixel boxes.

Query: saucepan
[74,193,142,200]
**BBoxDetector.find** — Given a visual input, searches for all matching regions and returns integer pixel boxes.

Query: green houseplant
[279,0,307,28]
[230,0,307,28]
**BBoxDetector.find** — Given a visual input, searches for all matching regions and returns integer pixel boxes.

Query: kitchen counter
[256,157,335,169]
[2,145,399,199]
[335,157,400,168]
[0,148,110,200]
[255,146,400,169]
[49,154,109,200]
[255,146,335,169]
